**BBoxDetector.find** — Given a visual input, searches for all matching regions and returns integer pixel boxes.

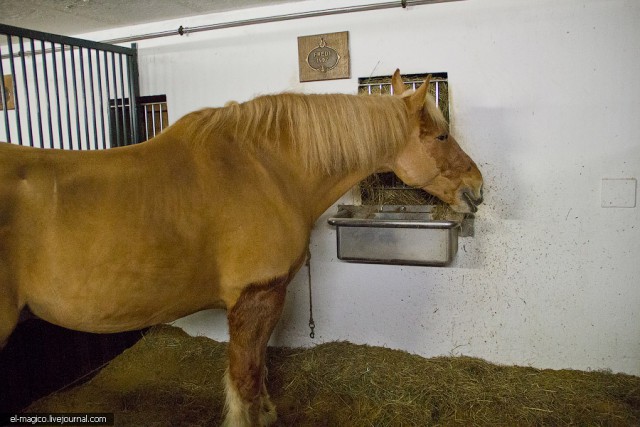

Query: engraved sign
[298,31,350,82]
[306,38,340,72]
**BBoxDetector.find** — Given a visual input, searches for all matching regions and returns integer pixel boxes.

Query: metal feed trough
[328,205,470,266]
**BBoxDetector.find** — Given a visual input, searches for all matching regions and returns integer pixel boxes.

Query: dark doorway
[0,317,146,413]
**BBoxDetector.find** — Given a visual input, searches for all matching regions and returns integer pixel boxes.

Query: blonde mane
[400,87,449,134]
[183,91,446,174]
[423,93,449,134]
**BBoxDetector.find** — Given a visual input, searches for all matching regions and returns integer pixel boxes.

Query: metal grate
[358,73,448,205]
[140,95,168,141]
[107,95,168,145]
[0,23,140,150]
[358,72,449,120]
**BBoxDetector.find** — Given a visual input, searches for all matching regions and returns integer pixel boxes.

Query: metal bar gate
[0,23,141,149]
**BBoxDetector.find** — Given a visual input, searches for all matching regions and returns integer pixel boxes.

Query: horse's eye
[436,133,449,142]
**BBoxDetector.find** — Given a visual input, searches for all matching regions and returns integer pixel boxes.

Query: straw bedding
[28,325,640,426]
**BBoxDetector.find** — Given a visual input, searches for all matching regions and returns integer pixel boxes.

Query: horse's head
[389,70,483,213]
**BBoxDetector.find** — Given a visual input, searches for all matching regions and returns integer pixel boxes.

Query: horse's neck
[243,138,382,224]
[305,170,372,221]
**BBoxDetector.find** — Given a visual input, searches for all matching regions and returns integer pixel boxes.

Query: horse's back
[0,126,310,333]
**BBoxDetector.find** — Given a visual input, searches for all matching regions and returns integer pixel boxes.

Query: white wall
[80,0,640,375]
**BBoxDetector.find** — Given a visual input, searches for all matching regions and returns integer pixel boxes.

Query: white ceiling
[0,0,305,37]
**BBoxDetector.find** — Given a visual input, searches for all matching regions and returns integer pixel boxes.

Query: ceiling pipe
[102,0,464,45]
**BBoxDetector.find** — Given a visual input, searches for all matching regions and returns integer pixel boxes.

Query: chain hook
[309,319,315,339]
[306,246,316,339]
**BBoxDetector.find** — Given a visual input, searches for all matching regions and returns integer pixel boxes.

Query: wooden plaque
[298,31,350,82]
[0,75,15,111]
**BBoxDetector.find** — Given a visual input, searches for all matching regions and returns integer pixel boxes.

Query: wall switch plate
[601,178,637,208]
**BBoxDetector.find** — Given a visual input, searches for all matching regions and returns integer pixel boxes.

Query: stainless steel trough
[328,205,464,266]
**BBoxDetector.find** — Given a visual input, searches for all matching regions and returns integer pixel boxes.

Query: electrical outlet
[1,75,15,111]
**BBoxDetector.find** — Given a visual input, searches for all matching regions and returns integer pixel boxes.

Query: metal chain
[306,248,315,339]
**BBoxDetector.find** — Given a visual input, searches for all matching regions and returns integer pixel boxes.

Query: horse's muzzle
[462,186,483,213]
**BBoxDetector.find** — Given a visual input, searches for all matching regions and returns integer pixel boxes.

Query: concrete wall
[79,0,640,375]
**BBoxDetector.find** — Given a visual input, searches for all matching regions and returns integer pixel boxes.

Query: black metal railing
[0,23,140,149]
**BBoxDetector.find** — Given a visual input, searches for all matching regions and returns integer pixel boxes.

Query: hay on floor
[28,325,640,426]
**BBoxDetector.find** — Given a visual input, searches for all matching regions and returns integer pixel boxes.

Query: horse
[0,69,483,426]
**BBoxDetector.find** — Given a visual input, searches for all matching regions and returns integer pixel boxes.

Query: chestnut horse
[0,70,482,426]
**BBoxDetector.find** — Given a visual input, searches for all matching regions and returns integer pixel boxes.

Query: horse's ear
[391,69,405,95]
[406,75,432,112]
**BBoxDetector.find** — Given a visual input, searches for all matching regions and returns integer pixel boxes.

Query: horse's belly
[24,266,224,333]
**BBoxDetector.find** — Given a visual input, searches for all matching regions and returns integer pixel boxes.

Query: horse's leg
[222,275,290,427]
